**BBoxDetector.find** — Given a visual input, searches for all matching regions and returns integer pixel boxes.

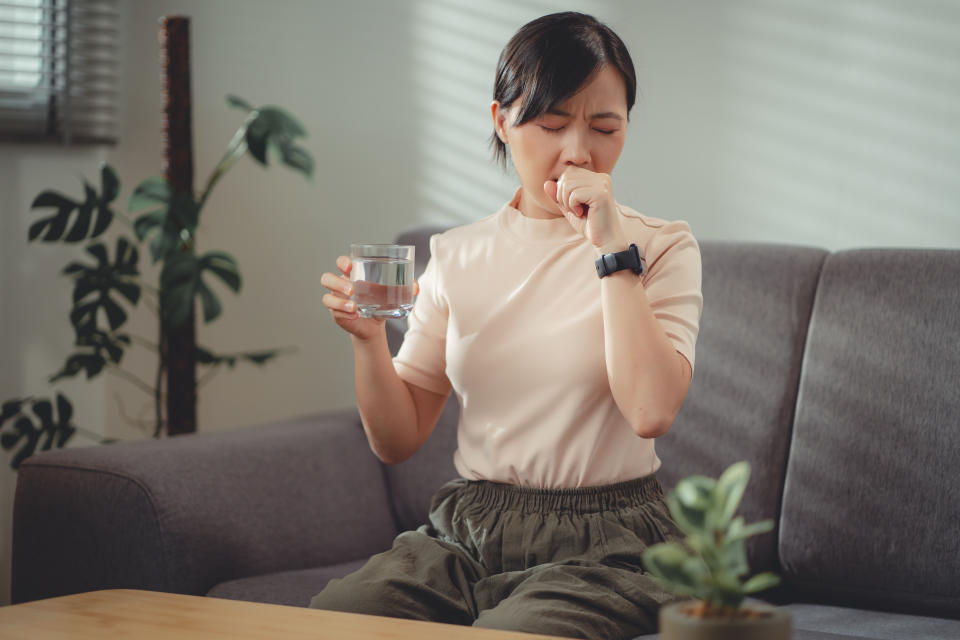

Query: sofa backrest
[779,249,960,618]
[655,242,827,575]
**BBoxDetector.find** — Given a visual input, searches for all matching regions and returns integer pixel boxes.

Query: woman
[312,11,702,639]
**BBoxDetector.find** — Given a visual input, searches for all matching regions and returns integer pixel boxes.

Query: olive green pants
[309,474,685,639]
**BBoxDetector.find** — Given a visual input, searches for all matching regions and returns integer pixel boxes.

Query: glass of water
[349,244,416,318]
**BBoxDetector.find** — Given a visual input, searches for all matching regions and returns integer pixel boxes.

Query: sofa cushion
[780,249,960,618]
[655,242,827,574]
[785,603,960,640]
[206,557,369,607]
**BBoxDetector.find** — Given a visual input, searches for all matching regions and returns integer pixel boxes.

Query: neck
[517,188,562,220]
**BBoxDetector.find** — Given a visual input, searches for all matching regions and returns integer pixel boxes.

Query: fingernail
[345,301,355,311]
[345,285,353,295]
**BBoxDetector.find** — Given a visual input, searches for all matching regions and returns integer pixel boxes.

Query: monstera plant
[0,95,313,469]
[643,461,793,639]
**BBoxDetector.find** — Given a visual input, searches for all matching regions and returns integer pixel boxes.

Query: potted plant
[642,461,792,639]
[0,16,314,470]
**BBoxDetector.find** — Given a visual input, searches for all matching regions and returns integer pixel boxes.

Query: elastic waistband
[455,474,664,515]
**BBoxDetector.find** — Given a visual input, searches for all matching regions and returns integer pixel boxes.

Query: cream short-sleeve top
[393,190,703,488]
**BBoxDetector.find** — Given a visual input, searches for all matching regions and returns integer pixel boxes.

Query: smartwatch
[595,243,644,278]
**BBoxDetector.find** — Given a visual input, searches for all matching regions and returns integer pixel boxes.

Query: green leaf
[722,537,749,577]
[226,94,254,112]
[727,517,775,542]
[742,572,781,594]
[200,251,241,292]
[63,197,94,242]
[240,104,314,179]
[49,353,107,382]
[197,281,222,323]
[161,251,199,290]
[715,461,751,529]
[676,475,715,511]
[65,237,141,338]
[168,192,199,230]
[69,302,98,338]
[1,417,37,468]
[197,345,278,369]
[642,543,704,596]
[133,210,166,242]
[669,476,715,534]
[0,416,29,451]
[28,191,74,242]
[242,350,280,365]
[150,228,180,263]
[100,163,120,203]
[128,177,171,211]
[276,142,314,178]
[27,395,77,456]
[28,177,113,243]
[161,251,200,328]
[668,491,706,534]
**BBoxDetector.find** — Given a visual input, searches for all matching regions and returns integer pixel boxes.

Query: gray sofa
[12,226,960,640]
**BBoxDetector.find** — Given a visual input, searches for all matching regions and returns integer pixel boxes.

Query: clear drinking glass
[349,244,416,318]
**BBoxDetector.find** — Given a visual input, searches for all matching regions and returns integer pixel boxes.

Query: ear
[491,100,509,144]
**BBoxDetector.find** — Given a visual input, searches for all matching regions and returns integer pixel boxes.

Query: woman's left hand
[544,167,627,251]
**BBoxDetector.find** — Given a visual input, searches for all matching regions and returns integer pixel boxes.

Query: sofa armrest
[11,410,398,604]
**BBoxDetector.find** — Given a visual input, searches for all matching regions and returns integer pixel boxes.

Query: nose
[561,128,590,168]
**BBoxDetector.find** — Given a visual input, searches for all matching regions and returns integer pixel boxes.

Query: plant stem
[112,392,162,434]
[196,120,251,214]
[197,365,221,389]
[107,367,155,397]
[112,210,137,230]
[72,424,116,443]
[129,278,160,295]
[127,334,159,351]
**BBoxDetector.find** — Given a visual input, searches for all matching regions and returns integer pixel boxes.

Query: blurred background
[1,0,958,605]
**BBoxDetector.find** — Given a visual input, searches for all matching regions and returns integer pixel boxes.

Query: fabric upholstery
[780,249,960,618]
[12,411,397,603]
[207,557,368,607]
[655,242,827,574]
[786,603,960,640]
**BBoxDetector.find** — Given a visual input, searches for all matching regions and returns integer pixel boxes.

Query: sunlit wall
[412,0,960,249]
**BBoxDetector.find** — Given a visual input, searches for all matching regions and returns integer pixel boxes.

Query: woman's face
[492,65,629,219]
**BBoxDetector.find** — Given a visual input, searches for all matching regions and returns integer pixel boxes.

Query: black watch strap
[595,243,643,278]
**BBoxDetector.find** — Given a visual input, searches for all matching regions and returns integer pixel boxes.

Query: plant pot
[658,601,792,640]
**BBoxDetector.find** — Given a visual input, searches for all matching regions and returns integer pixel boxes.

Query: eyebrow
[545,108,624,121]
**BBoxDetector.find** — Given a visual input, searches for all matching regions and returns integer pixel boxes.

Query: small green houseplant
[643,461,792,639]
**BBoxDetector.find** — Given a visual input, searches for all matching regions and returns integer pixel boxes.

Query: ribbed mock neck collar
[498,187,582,246]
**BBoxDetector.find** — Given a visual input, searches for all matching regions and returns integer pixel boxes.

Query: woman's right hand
[321,256,386,341]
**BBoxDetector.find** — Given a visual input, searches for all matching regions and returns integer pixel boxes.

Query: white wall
[1,0,958,605]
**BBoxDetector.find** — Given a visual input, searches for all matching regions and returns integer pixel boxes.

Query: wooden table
[0,589,565,639]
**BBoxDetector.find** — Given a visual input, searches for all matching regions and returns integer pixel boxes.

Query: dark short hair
[491,12,637,168]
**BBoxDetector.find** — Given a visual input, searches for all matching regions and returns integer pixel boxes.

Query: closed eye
[594,129,616,135]
[539,125,564,132]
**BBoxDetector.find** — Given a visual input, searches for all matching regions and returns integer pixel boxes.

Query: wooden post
[159,16,197,436]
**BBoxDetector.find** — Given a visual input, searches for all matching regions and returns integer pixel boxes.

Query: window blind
[0,0,119,144]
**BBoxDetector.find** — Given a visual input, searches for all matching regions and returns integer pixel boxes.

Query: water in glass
[350,244,415,318]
